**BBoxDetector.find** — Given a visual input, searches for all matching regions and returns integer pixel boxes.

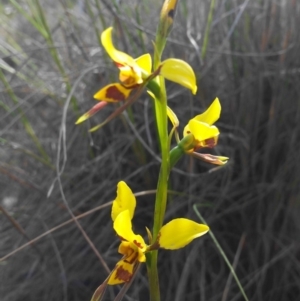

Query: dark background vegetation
[1,0,300,300]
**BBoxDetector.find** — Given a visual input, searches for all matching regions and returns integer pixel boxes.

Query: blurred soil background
[1,0,300,300]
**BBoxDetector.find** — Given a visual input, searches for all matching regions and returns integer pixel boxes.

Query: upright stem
[201,0,217,60]
[148,42,170,301]
[148,2,180,300]
[149,82,169,301]
[152,76,169,239]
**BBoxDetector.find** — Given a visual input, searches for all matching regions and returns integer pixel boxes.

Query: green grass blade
[193,205,249,301]
[201,0,217,60]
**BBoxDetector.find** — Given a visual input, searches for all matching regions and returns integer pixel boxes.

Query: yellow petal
[193,98,221,125]
[167,106,179,128]
[111,181,136,221]
[114,210,147,252]
[158,218,209,250]
[101,27,136,67]
[135,53,152,75]
[107,259,134,285]
[184,120,219,143]
[160,58,197,94]
[94,83,132,102]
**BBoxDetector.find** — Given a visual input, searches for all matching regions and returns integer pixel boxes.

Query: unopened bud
[155,0,179,59]
[159,0,179,38]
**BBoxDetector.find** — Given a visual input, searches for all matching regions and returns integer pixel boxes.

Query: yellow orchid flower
[169,98,228,166]
[101,27,152,88]
[76,27,197,125]
[183,97,221,151]
[107,181,209,285]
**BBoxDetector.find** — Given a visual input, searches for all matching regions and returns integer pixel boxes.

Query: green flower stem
[148,76,169,301]
[148,2,180,300]
[169,145,185,169]
[147,30,171,301]
[169,133,196,169]
[152,77,169,239]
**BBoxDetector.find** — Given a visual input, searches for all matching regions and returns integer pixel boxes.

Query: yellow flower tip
[194,98,221,125]
[101,27,136,67]
[75,113,89,125]
[111,181,136,221]
[160,58,197,94]
[101,26,113,44]
[158,218,209,250]
[88,123,103,133]
[214,157,228,166]
[192,85,197,95]
[218,156,229,162]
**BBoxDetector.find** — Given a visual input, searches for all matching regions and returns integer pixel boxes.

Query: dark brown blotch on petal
[133,240,143,249]
[115,265,132,283]
[106,86,126,101]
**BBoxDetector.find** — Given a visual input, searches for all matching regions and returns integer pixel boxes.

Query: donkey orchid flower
[183,98,221,151]
[169,98,228,165]
[107,181,209,285]
[76,27,197,125]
